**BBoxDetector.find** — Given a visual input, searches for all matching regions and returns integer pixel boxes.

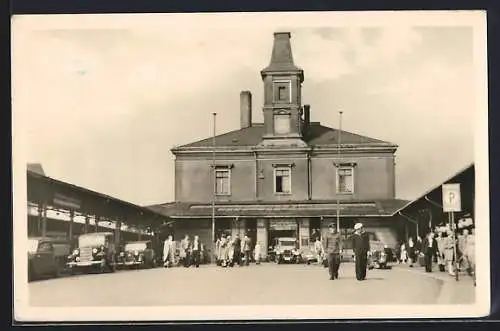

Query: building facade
[149,32,407,258]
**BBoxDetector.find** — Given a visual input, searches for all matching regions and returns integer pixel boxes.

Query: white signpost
[442,183,461,281]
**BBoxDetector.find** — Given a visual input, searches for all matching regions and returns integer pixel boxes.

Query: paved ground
[28,262,475,307]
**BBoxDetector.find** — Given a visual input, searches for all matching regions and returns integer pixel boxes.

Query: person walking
[464,227,476,283]
[220,234,229,267]
[458,228,470,272]
[352,223,370,281]
[422,232,438,272]
[242,234,252,266]
[254,241,262,265]
[314,238,324,265]
[231,234,242,267]
[436,230,446,272]
[443,230,456,276]
[324,223,343,280]
[180,234,191,268]
[226,235,234,267]
[190,235,203,268]
[163,235,175,268]
[407,237,416,267]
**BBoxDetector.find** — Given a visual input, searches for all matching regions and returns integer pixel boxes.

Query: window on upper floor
[274,167,292,194]
[337,167,354,194]
[215,169,231,196]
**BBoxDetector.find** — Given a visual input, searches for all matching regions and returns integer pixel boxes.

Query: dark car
[117,240,157,269]
[28,237,71,281]
[66,232,117,274]
[299,247,318,264]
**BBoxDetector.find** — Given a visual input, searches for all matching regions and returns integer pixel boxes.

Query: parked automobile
[299,247,318,265]
[368,239,389,270]
[273,237,301,264]
[28,237,71,281]
[117,240,157,269]
[66,232,117,274]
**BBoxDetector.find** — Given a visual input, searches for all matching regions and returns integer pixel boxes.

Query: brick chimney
[303,104,311,137]
[240,91,252,128]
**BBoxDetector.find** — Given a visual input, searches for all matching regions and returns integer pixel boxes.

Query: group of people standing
[323,222,371,281]
[215,233,262,267]
[397,222,475,278]
[162,234,204,268]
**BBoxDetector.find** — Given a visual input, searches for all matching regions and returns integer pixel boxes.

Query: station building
[148,32,408,258]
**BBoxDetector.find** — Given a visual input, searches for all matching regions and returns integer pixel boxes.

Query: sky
[12,12,484,206]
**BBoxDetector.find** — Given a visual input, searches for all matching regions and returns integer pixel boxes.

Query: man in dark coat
[352,222,370,281]
[324,223,344,280]
[231,234,242,267]
[422,232,438,272]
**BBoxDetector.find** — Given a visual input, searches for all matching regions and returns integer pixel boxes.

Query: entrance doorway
[268,219,298,248]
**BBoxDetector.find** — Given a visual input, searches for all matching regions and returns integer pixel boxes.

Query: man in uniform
[352,222,370,281]
[324,223,343,280]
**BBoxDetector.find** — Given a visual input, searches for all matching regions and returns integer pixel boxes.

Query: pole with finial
[211,112,217,263]
[336,111,343,234]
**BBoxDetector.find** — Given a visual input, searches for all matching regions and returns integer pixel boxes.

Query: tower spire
[261,32,304,81]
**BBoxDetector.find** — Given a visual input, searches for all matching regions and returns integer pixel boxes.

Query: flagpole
[336,111,343,234]
[211,112,217,263]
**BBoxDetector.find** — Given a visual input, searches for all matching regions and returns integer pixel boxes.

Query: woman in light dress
[400,242,407,264]
[254,241,262,265]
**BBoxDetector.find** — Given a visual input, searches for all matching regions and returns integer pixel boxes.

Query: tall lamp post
[211,112,217,263]
[336,111,343,234]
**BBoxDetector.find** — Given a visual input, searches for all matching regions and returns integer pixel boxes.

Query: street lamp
[211,112,217,262]
[336,111,343,234]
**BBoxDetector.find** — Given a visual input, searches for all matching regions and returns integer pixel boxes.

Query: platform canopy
[148,199,409,219]
[27,170,168,229]
[391,163,474,236]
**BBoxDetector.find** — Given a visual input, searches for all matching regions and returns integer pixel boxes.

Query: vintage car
[299,247,318,265]
[273,237,301,264]
[117,240,157,269]
[28,237,71,281]
[367,239,389,269]
[66,232,117,273]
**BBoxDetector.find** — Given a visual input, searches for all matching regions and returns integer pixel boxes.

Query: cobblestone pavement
[28,262,475,307]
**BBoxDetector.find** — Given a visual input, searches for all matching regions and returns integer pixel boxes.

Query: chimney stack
[303,104,311,136]
[240,91,252,129]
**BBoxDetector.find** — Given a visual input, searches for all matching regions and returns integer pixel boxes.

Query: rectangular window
[274,114,291,135]
[274,167,291,194]
[273,80,291,103]
[337,167,354,194]
[215,169,231,196]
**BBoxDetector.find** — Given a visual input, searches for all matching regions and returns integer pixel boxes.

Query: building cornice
[171,144,398,155]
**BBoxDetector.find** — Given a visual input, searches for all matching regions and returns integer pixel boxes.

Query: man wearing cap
[352,222,370,281]
[324,223,343,280]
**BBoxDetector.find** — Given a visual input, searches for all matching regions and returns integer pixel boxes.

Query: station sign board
[269,219,297,231]
[442,183,462,213]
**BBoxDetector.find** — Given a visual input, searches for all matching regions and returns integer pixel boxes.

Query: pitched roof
[173,123,395,150]
[27,163,45,176]
[147,199,409,218]
[261,32,303,75]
